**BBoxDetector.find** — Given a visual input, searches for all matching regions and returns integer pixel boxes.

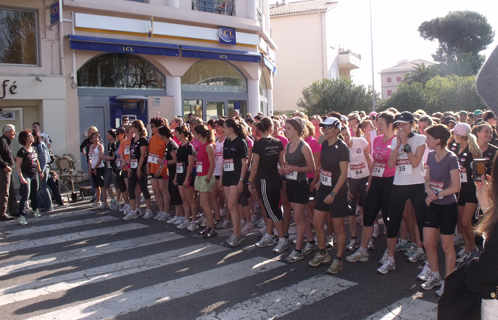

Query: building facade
[1,0,277,171]
[379,59,433,99]
[269,0,361,112]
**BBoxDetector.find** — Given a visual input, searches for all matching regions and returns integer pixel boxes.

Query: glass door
[206,101,225,120]
[183,99,203,120]
[228,100,246,118]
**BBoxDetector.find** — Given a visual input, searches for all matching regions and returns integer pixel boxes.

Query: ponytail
[468,133,482,159]
[175,123,193,143]
[193,124,214,143]
[158,126,173,139]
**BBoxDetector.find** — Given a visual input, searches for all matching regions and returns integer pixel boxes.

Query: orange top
[148,135,167,176]
[118,139,131,171]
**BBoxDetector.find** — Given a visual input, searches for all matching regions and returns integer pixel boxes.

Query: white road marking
[27,256,285,320]
[197,275,357,319]
[0,216,119,240]
[364,292,438,320]
[0,224,148,254]
[0,244,229,307]
[0,233,184,276]
[0,210,110,230]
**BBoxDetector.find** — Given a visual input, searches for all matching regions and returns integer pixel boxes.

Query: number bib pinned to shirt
[429,180,444,200]
[177,162,184,174]
[371,162,385,177]
[124,146,130,155]
[196,162,203,173]
[130,159,138,169]
[116,160,122,168]
[320,169,332,187]
[396,159,412,175]
[107,161,112,169]
[223,159,234,172]
[286,171,298,180]
[148,153,159,164]
[459,167,468,183]
[350,163,366,178]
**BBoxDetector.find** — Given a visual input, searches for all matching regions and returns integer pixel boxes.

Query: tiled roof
[380,59,434,73]
[270,0,338,17]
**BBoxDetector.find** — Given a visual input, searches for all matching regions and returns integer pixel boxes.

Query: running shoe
[214,219,223,228]
[258,226,267,235]
[174,217,185,226]
[157,211,169,221]
[436,281,445,297]
[417,261,431,281]
[219,208,226,217]
[98,202,108,210]
[372,224,380,238]
[408,250,426,263]
[346,238,359,251]
[241,222,254,234]
[18,216,28,226]
[221,218,232,229]
[453,233,464,246]
[421,273,442,290]
[302,241,317,255]
[378,249,389,265]
[256,234,275,248]
[404,244,418,257]
[377,259,396,274]
[167,216,179,224]
[120,204,130,212]
[346,250,369,263]
[395,240,411,252]
[226,234,244,247]
[456,250,469,263]
[143,209,154,220]
[367,238,375,250]
[273,239,288,253]
[135,209,143,217]
[198,226,209,236]
[110,199,119,211]
[177,220,189,230]
[326,235,334,248]
[251,213,257,223]
[327,258,343,274]
[140,195,145,203]
[196,216,206,226]
[89,201,99,208]
[33,210,42,218]
[187,221,198,232]
[256,217,266,228]
[285,249,304,263]
[123,211,139,220]
[204,228,217,239]
[308,252,331,267]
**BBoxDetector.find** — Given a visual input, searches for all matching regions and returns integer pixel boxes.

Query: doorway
[183,99,247,120]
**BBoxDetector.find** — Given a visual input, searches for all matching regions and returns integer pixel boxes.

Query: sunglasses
[322,124,336,130]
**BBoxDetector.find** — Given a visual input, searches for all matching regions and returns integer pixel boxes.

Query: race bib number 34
[396,159,412,175]
[320,169,332,187]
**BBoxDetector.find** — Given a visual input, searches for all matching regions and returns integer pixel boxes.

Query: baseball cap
[474,109,483,116]
[458,110,467,115]
[442,116,457,125]
[116,127,126,135]
[319,117,341,129]
[451,123,471,136]
[340,115,348,122]
[393,111,415,124]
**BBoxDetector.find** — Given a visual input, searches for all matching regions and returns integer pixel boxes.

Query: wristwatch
[403,144,412,153]
[434,189,440,197]
[330,191,337,197]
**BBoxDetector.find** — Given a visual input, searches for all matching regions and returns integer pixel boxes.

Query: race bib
[350,163,366,178]
[396,159,412,175]
[148,154,159,164]
[196,162,203,172]
[130,159,138,169]
[124,147,130,155]
[286,171,298,180]
[216,151,223,162]
[320,169,332,187]
[116,160,122,168]
[459,167,468,183]
[371,162,385,177]
[107,161,112,169]
[223,159,234,172]
[429,180,444,200]
[177,162,184,174]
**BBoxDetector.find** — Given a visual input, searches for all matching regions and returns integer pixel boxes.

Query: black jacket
[0,135,14,169]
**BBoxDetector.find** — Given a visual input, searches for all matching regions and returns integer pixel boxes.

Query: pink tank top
[195,142,211,176]
[371,135,395,178]
[305,136,321,178]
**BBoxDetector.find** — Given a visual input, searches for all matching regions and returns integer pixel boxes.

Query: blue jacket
[35,141,50,170]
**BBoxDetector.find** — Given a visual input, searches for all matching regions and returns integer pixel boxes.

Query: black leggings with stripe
[256,178,282,223]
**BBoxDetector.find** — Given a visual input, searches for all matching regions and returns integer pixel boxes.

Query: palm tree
[402,62,433,88]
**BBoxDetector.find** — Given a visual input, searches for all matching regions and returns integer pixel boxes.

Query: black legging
[128,167,151,200]
[348,177,368,216]
[363,176,394,227]
[256,178,282,223]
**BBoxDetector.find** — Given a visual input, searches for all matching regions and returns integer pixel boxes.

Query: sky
[286,0,498,93]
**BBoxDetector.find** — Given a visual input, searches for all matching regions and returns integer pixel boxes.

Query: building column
[166,75,182,117]
[267,86,274,116]
[248,79,259,116]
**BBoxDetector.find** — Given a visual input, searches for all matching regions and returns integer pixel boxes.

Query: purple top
[427,150,460,205]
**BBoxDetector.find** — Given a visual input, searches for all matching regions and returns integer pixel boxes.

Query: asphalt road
[0,202,442,320]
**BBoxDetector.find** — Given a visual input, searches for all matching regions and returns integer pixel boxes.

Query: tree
[297,77,376,116]
[378,83,430,113]
[418,11,494,72]
[401,62,434,87]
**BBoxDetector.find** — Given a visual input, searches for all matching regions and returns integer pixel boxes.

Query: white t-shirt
[391,133,427,185]
[348,137,370,179]
[369,130,378,161]
[213,136,226,176]
[422,146,430,177]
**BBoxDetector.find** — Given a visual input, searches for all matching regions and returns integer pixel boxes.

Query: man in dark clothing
[0,124,17,220]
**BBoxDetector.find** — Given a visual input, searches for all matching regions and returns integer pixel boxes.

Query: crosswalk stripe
[0,243,229,307]
[363,293,437,320]
[0,223,148,254]
[0,233,184,276]
[27,256,286,320]
[0,210,109,230]
[197,275,358,319]
[0,216,119,239]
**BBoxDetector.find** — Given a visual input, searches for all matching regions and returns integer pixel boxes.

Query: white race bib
[429,180,444,200]
[107,161,112,169]
[148,154,159,164]
[177,162,184,174]
[350,163,366,178]
[130,159,138,169]
[371,162,385,177]
[116,160,122,168]
[286,171,298,180]
[124,146,130,155]
[396,159,412,175]
[320,169,332,187]
[459,167,468,183]
[196,161,203,172]
[223,159,234,172]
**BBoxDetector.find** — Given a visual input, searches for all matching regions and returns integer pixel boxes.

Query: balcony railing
[192,0,235,16]
[338,48,361,60]
[256,7,263,26]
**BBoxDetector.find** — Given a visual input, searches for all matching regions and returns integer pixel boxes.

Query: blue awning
[181,45,261,63]
[68,35,180,56]
[264,56,277,75]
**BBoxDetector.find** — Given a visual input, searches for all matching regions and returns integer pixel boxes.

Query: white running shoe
[367,238,375,250]
[221,218,232,229]
[90,202,99,208]
[378,249,389,265]
[109,199,119,210]
[417,261,431,281]
[174,217,185,226]
[377,259,396,274]
[123,211,139,220]
[98,202,108,210]
[177,220,189,229]
[453,233,464,245]
[346,250,369,263]
[167,216,179,224]
[157,211,169,221]
[302,241,317,255]
[143,209,153,220]
[187,221,198,232]
[256,234,275,247]
[346,238,359,251]
[421,273,443,290]
[436,281,445,297]
[273,239,288,253]
[241,222,254,234]
[372,224,380,238]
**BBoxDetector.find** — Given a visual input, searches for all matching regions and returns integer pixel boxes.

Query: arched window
[77,53,165,89]
[182,60,246,93]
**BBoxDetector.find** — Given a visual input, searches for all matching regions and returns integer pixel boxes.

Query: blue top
[35,141,50,170]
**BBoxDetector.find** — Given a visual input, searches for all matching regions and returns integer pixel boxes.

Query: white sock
[358,247,367,254]
[401,239,408,245]
[416,247,424,254]
[387,256,395,263]
[432,271,440,279]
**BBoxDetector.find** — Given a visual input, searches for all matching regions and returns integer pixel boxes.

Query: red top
[195,142,211,176]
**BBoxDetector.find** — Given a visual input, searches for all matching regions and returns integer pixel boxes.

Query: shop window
[182,60,246,93]
[77,53,165,89]
[0,8,38,65]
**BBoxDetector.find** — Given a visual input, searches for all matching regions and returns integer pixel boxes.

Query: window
[387,77,392,83]
[192,0,235,16]
[387,90,392,96]
[0,8,37,65]
[397,76,402,82]
[182,60,246,93]
[259,74,268,115]
[77,53,165,89]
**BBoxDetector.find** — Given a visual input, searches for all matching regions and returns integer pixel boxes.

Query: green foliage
[297,77,376,116]
[378,83,430,113]
[402,63,435,87]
